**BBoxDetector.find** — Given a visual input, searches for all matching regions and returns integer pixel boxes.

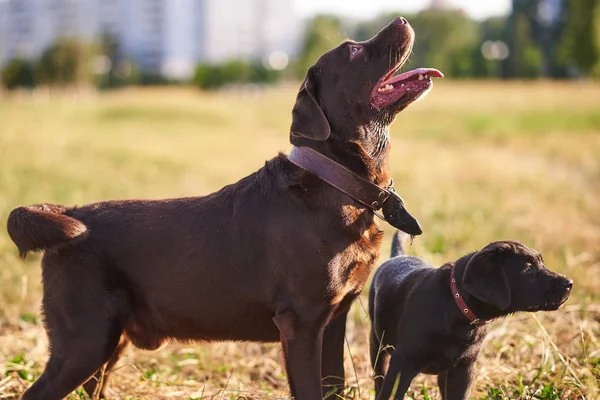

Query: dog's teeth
[378,84,394,93]
[418,74,424,81]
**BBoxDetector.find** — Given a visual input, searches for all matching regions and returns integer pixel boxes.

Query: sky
[292,0,512,21]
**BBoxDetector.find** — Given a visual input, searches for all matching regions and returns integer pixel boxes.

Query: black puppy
[369,232,573,400]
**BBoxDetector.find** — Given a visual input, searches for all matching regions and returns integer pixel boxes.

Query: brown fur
[7,18,422,400]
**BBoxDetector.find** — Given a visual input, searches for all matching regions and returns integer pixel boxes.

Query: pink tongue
[385,68,444,85]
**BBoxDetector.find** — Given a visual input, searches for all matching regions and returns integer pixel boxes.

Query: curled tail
[7,203,87,258]
[390,230,408,258]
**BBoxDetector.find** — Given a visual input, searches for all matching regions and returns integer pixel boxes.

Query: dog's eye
[349,45,362,58]
[523,262,533,271]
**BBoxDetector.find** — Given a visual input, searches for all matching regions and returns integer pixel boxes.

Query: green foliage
[294,15,345,78]
[35,39,91,86]
[192,60,279,90]
[20,312,39,324]
[485,387,505,399]
[93,33,141,90]
[420,385,432,400]
[473,17,510,78]
[410,10,481,78]
[1,58,35,90]
[560,0,600,76]
[534,384,561,400]
[509,12,543,78]
[5,354,34,382]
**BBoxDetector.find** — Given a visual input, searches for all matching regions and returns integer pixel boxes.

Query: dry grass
[0,81,599,399]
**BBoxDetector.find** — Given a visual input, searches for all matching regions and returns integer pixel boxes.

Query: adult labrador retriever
[369,232,573,400]
[7,17,441,400]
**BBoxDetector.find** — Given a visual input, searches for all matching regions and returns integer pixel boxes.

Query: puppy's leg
[441,361,476,400]
[83,335,130,398]
[274,309,328,400]
[377,351,418,400]
[370,330,390,397]
[22,255,129,400]
[321,311,347,398]
[437,371,448,399]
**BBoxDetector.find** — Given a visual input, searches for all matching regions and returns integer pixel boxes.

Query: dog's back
[371,231,430,293]
[369,232,432,337]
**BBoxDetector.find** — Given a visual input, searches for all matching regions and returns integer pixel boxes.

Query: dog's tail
[7,204,87,258]
[390,230,408,258]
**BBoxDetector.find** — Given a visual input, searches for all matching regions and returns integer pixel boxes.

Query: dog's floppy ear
[462,243,511,310]
[290,67,330,141]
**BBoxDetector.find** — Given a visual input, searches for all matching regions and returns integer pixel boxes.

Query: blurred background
[0,1,599,399]
[0,0,599,90]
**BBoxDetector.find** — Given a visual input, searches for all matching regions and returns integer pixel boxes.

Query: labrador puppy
[369,232,573,400]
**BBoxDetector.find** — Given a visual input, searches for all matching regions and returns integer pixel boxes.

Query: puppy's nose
[393,17,408,26]
[562,279,573,290]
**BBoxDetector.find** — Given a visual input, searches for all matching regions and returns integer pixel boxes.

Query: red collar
[450,265,488,327]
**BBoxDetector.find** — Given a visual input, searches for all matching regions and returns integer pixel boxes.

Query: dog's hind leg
[22,254,130,400]
[83,335,130,398]
[321,311,347,398]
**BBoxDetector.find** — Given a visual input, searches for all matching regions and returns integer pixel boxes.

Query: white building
[0,0,301,80]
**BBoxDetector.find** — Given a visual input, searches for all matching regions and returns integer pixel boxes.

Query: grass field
[0,81,599,399]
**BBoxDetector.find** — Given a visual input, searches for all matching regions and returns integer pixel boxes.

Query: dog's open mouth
[370,67,443,110]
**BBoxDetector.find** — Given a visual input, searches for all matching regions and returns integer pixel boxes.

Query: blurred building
[0,0,300,80]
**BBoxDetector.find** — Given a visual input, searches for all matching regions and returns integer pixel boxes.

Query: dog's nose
[393,17,408,26]
[562,279,573,290]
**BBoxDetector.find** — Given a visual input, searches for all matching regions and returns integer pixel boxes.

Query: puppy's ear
[462,244,511,310]
[290,67,330,141]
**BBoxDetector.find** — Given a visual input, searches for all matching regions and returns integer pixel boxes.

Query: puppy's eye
[523,262,533,271]
[349,45,362,58]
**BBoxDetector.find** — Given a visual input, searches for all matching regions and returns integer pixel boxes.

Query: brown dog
[7,17,441,400]
[369,232,573,400]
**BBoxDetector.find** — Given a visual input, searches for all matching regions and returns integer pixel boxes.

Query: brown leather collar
[450,265,488,327]
[287,145,393,211]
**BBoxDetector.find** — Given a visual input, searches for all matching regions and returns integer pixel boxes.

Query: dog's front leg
[321,311,347,398]
[439,360,476,400]
[274,310,327,400]
[377,351,418,400]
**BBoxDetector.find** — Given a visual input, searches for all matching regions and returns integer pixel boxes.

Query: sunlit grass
[0,81,598,399]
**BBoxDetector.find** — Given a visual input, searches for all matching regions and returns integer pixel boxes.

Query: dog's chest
[328,215,384,307]
[421,334,483,374]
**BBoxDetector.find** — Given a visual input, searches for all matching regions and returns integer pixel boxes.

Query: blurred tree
[250,63,279,84]
[559,0,600,76]
[512,12,543,78]
[295,15,345,78]
[506,0,572,78]
[1,58,35,90]
[407,10,480,78]
[93,33,140,89]
[193,64,223,89]
[36,39,91,87]
[472,17,510,78]
[193,60,280,90]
